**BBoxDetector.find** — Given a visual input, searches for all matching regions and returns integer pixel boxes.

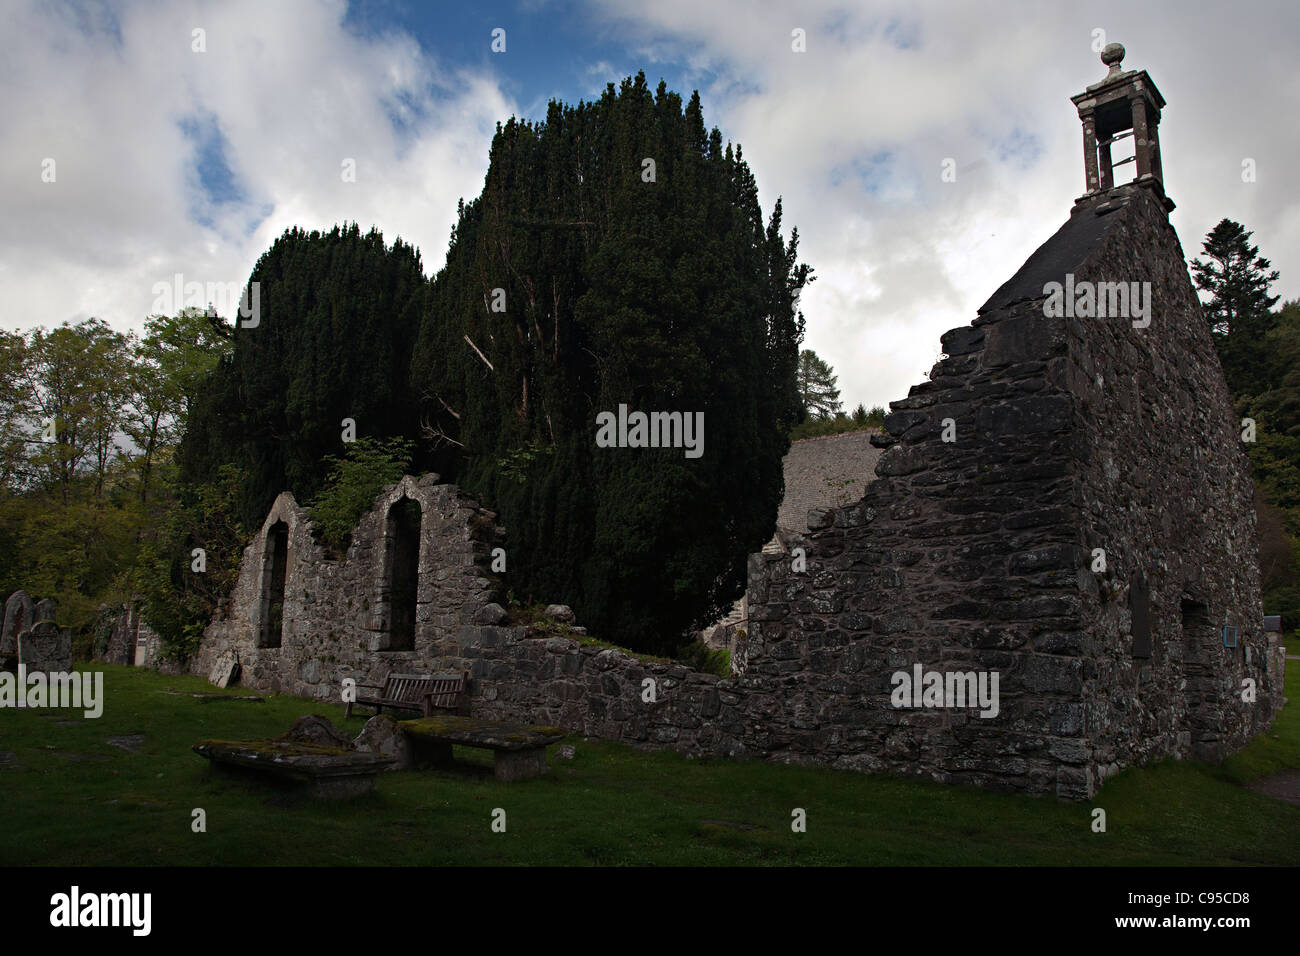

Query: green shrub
[133,463,249,664]
[789,408,882,441]
[674,638,731,678]
[308,437,414,554]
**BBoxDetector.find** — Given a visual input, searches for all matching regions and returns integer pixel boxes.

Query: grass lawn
[1,663,1297,866]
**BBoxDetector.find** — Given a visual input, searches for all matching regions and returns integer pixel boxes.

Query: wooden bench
[399,716,567,782]
[345,671,469,719]
[349,671,566,781]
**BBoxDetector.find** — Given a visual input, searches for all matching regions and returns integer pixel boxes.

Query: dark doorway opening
[386,498,421,651]
[260,521,289,648]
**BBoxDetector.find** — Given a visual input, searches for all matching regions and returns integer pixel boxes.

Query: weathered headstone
[18,620,72,673]
[282,714,353,750]
[97,603,133,665]
[209,654,239,688]
[134,626,162,668]
[34,598,57,623]
[353,714,413,770]
[2,590,34,657]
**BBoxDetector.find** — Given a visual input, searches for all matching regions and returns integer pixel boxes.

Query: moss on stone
[194,738,356,757]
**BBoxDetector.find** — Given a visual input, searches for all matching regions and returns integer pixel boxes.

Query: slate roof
[777,429,882,533]
[977,192,1131,314]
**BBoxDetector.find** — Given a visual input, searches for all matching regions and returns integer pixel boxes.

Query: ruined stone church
[192,46,1286,799]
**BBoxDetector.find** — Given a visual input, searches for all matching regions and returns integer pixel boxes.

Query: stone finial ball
[1101,42,1125,67]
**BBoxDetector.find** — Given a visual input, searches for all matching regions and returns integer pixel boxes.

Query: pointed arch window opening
[259,520,289,649]
[383,496,422,652]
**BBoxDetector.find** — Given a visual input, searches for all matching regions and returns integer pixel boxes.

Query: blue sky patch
[178,112,244,227]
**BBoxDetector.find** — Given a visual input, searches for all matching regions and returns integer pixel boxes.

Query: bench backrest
[381,671,470,715]
[382,673,437,703]
[424,671,469,713]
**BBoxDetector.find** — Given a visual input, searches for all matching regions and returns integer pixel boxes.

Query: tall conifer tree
[413,74,811,653]
[178,224,428,528]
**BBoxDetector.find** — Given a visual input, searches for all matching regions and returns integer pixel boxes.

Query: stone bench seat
[193,739,395,799]
[399,716,567,782]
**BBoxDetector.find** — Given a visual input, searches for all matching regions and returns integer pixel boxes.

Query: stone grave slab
[193,739,394,799]
[399,715,567,782]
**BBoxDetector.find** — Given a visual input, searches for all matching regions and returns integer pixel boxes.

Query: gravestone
[353,714,413,770]
[209,654,239,688]
[282,714,353,749]
[2,590,34,657]
[18,620,72,673]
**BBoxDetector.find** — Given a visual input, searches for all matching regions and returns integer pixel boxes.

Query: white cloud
[4,0,1298,418]
[0,0,515,335]
[583,0,1300,410]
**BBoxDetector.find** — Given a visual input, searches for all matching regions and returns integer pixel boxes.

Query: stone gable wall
[740,301,1087,794]
[192,474,503,701]
[1062,187,1284,771]
[738,186,1284,798]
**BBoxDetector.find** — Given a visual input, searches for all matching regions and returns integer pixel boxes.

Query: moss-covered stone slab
[398,716,567,782]
[398,716,566,750]
[192,739,394,799]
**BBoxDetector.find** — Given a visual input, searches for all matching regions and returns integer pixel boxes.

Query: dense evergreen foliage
[1194,220,1300,629]
[797,348,842,420]
[412,74,811,652]
[1194,218,1281,395]
[177,224,429,531]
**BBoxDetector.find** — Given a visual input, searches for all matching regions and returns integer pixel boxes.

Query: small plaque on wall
[1222,625,1238,648]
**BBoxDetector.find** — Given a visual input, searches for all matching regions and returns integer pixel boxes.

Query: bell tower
[1070,43,1174,212]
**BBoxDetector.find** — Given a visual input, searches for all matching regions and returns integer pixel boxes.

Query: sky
[3,0,1298,412]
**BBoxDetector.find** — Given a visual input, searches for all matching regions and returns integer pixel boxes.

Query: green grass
[1,663,1297,866]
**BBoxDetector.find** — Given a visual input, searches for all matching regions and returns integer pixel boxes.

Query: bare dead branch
[430,392,461,420]
[464,334,495,372]
[419,410,464,448]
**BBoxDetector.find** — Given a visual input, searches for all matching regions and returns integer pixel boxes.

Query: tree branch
[464,334,495,372]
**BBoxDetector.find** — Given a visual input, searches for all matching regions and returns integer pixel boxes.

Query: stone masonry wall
[1061,186,1284,770]
[739,185,1284,798]
[98,602,164,668]
[194,186,1284,802]
[441,626,748,755]
[741,280,1089,793]
[192,474,503,701]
